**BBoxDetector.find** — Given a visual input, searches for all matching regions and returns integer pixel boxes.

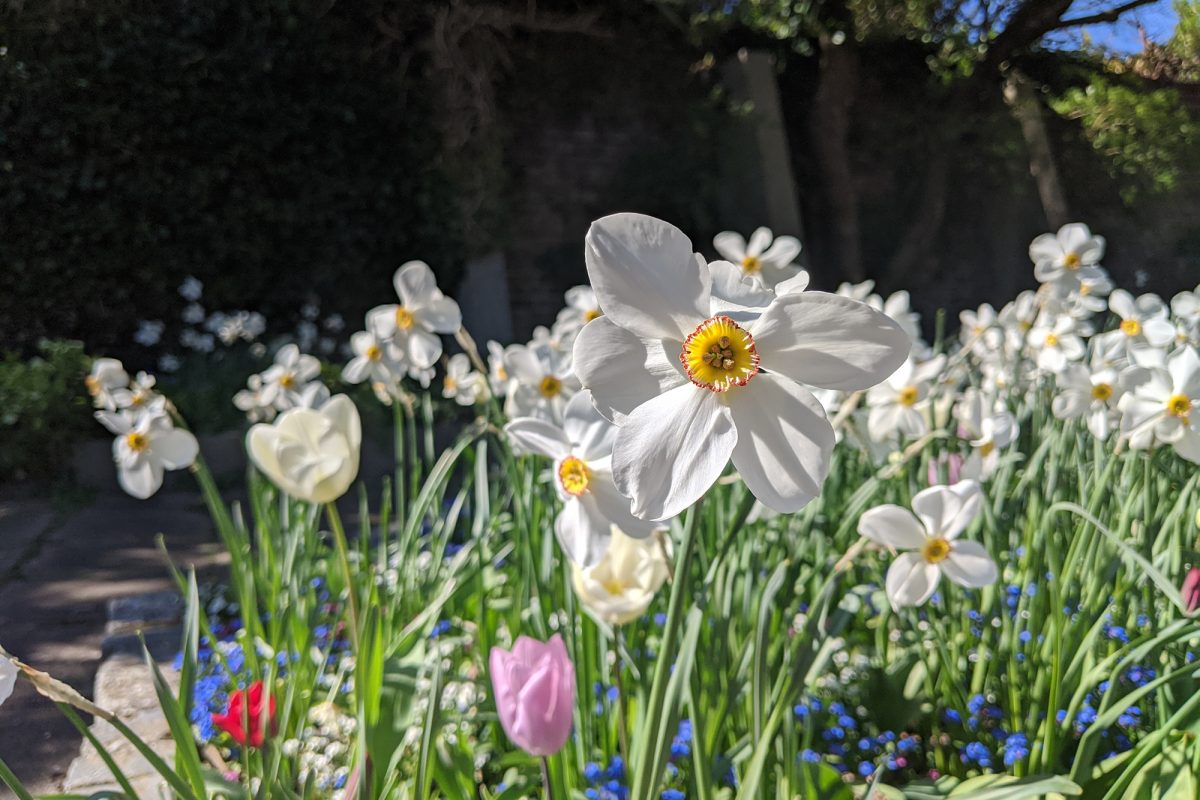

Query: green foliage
[0,339,93,482]
[0,0,464,357]
[1051,80,1200,204]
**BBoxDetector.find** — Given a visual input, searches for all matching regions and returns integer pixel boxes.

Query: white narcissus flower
[1098,289,1175,353]
[342,329,402,386]
[0,656,15,707]
[712,227,804,288]
[86,358,129,411]
[574,213,908,521]
[367,261,462,369]
[487,340,517,397]
[261,344,322,410]
[955,389,1019,481]
[1029,223,1106,288]
[1027,315,1086,374]
[95,405,200,499]
[442,354,486,406]
[233,374,276,423]
[1051,364,1121,440]
[503,343,580,425]
[571,527,671,625]
[865,355,946,442]
[112,371,161,419]
[554,286,604,340]
[247,394,362,504]
[959,304,1003,356]
[505,391,656,566]
[858,480,997,609]
[1117,345,1200,462]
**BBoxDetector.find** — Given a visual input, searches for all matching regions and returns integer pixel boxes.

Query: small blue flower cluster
[583,755,626,800]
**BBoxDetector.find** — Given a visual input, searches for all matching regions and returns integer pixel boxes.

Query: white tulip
[247,394,362,504]
[572,528,671,625]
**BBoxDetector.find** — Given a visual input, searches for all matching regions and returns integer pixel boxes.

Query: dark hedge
[0,1,463,358]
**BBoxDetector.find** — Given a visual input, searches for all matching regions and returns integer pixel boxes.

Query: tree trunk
[811,31,862,282]
[1003,69,1070,228]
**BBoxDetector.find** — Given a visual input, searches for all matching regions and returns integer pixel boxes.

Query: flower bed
[2,215,1199,799]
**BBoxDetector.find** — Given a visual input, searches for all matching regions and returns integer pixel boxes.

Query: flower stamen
[1167,394,1192,418]
[922,537,951,564]
[1120,319,1141,337]
[557,456,591,496]
[740,255,761,274]
[125,432,149,453]
[898,386,919,407]
[1091,383,1113,402]
[539,376,563,398]
[680,316,759,393]
[395,307,415,330]
[1063,252,1081,270]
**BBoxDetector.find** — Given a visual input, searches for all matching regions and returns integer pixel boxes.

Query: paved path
[0,489,227,795]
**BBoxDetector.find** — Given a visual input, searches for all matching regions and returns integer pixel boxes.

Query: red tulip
[212,681,276,747]
[1183,567,1200,613]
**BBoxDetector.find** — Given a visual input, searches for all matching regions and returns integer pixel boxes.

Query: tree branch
[1050,0,1158,31]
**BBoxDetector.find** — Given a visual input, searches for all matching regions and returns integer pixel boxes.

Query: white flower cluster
[234,344,331,423]
[85,358,198,498]
[281,701,356,799]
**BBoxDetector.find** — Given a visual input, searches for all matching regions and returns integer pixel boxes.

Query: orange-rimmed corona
[679,315,760,393]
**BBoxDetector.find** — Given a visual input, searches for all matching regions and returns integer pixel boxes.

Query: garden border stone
[62,591,183,797]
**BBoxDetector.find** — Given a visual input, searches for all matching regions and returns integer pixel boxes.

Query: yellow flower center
[1063,252,1081,270]
[85,375,100,397]
[539,376,563,398]
[1079,283,1092,296]
[125,432,149,453]
[600,576,626,596]
[922,537,951,564]
[1167,394,1192,418]
[557,456,591,496]
[897,385,919,407]
[131,390,147,406]
[584,308,602,322]
[1044,332,1059,347]
[979,440,996,457]
[1120,319,1141,337]
[279,373,296,389]
[740,255,761,274]
[443,376,458,393]
[395,307,415,330]
[1091,383,1113,402]
[366,344,381,361]
[680,316,760,392]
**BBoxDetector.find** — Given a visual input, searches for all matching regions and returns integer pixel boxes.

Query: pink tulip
[1183,567,1200,612]
[489,633,575,756]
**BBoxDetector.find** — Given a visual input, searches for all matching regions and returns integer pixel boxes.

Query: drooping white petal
[504,418,572,459]
[885,552,941,608]
[153,429,199,470]
[584,213,710,341]
[761,235,801,266]
[727,374,833,512]
[393,260,440,307]
[858,505,927,551]
[415,296,462,334]
[588,465,660,538]
[405,328,444,369]
[562,390,616,462]
[940,540,998,588]
[911,480,982,540]
[712,231,747,263]
[119,458,163,500]
[555,494,613,568]
[612,384,736,521]
[750,293,909,390]
[572,317,686,423]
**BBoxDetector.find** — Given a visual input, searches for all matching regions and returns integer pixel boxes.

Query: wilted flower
[95,405,200,499]
[489,634,575,757]
[574,213,907,521]
[247,394,362,504]
[858,481,997,609]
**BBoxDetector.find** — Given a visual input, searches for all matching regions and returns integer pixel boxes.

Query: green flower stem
[325,501,361,652]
